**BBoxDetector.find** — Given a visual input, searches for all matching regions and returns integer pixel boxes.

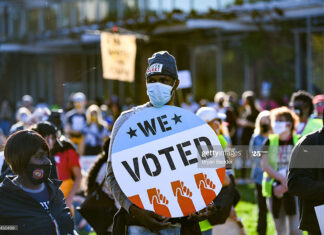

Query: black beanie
[146,51,178,80]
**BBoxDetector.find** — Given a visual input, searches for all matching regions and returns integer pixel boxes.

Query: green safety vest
[199,135,227,232]
[218,134,227,149]
[302,118,323,136]
[261,134,300,197]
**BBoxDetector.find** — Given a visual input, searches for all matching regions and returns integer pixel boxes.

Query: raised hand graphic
[147,188,171,218]
[194,173,217,206]
[171,180,196,216]
[129,194,144,209]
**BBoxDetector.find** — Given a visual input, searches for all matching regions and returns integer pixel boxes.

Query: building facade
[0,0,323,107]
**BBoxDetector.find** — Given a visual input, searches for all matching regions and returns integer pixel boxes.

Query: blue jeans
[202,229,212,235]
[128,225,180,235]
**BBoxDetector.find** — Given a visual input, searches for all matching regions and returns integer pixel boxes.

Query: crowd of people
[0,50,323,235]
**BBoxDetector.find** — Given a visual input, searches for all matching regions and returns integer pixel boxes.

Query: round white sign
[112,105,225,218]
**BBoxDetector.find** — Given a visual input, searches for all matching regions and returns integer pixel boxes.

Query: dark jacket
[288,127,324,234]
[0,176,75,235]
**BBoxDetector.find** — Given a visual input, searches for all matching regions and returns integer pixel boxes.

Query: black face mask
[260,124,270,133]
[24,163,52,185]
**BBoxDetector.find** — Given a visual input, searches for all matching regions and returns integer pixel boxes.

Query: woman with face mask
[249,110,271,235]
[261,107,301,235]
[83,104,110,155]
[9,107,32,134]
[0,130,75,234]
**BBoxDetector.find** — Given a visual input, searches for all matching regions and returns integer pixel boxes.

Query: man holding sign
[107,51,232,235]
[107,51,181,234]
[288,115,324,235]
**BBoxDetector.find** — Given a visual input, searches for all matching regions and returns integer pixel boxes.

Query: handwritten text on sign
[100,32,136,82]
[111,106,225,218]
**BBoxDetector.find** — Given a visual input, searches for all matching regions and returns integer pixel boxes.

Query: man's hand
[273,185,287,198]
[279,176,288,190]
[187,203,218,222]
[129,205,171,232]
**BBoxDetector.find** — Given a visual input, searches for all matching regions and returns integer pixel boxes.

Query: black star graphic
[172,113,182,125]
[126,127,137,138]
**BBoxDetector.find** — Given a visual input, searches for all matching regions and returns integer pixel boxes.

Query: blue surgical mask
[146,82,173,107]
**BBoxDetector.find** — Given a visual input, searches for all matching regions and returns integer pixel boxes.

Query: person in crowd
[100,104,114,131]
[214,92,227,115]
[107,95,121,123]
[86,137,118,234]
[261,107,301,235]
[312,94,324,119]
[107,51,233,235]
[196,107,229,148]
[0,99,13,136]
[290,90,322,136]
[0,130,75,234]
[249,110,272,235]
[107,51,181,234]
[51,131,82,210]
[44,117,89,233]
[196,107,243,235]
[9,107,31,134]
[199,99,209,108]
[83,104,110,155]
[64,92,87,154]
[181,93,199,113]
[238,91,260,178]
[227,91,239,115]
[288,113,324,235]
[28,107,51,125]
[238,91,260,145]
[226,91,239,145]
[1,121,59,183]
[21,94,34,113]
[48,109,64,133]
[31,122,59,180]
[87,138,114,200]
[259,89,278,111]
[48,109,83,205]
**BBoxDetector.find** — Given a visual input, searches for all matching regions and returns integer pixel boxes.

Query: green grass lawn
[235,184,276,235]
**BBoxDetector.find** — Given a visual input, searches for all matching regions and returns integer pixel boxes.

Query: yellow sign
[101,32,137,82]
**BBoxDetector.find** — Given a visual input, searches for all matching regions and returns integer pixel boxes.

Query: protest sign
[101,32,136,82]
[111,106,225,217]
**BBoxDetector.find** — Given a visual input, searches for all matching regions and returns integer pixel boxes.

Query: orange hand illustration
[129,194,144,209]
[147,188,171,218]
[194,173,217,206]
[216,167,226,185]
[171,180,196,216]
